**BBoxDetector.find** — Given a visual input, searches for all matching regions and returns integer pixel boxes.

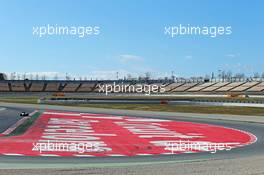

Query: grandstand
[10,82,25,92]
[247,82,264,92]
[171,83,197,92]
[163,83,184,92]
[0,82,9,91]
[45,82,61,92]
[187,82,216,92]
[30,82,45,92]
[77,83,96,92]
[231,82,259,92]
[201,82,230,92]
[215,82,245,92]
[0,80,263,95]
[62,83,80,92]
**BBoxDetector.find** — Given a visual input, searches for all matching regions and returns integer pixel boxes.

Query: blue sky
[0,0,263,79]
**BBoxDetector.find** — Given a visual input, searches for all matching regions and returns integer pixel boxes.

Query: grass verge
[73,104,264,116]
[0,97,39,104]
[0,97,264,116]
[8,111,42,136]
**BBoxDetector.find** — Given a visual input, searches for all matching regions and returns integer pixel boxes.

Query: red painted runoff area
[0,111,257,157]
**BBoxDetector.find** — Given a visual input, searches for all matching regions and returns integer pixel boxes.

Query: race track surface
[0,103,263,175]
[0,106,34,133]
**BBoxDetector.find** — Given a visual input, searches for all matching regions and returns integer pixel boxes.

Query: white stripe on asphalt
[3,153,23,156]
[74,154,95,157]
[82,116,123,120]
[125,119,171,122]
[43,112,81,116]
[136,153,153,156]
[40,154,60,157]
[107,154,126,157]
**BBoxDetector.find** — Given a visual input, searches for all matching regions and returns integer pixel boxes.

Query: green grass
[1,97,264,116]
[0,97,39,104]
[1,95,264,103]
[8,111,42,136]
[73,104,264,116]
[49,95,264,103]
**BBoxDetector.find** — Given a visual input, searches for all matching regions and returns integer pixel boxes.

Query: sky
[0,0,263,80]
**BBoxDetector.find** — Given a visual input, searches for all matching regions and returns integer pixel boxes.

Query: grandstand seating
[30,82,45,92]
[171,83,197,92]
[77,83,96,92]
[247,82,264,92]
[164,83,183,92]
[45,83,60,92]
[10,82,25,92]
[231,82,259,92]
[201,82,230,92]
[0,82,9,91]
[62,83,80,92]
[215,82,245,92]
[187,82,216,92]
[0,80,262,94]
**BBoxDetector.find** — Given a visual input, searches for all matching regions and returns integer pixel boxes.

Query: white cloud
[221,63,254,75]
[185,55,193,60]
[226,53,240,58]
[118,54,143,63]
[4,71,63,80]
[90,70,132,80]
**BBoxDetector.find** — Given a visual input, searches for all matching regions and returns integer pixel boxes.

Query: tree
[253,72,260,78]
[226,71,232,80]
[65,73,71,80]
[145,72,151,81]
[42,75,46,80]
[22,73,26,80]
[30,74,33,80]
[127,74,132,80]
[235,73,245,81]
[54,74,58,80]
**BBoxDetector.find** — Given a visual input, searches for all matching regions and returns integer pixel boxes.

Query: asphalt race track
[0,103,263,175]
[0,106,34,133]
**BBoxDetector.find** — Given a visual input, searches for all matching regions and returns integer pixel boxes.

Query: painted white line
[82,116,123,120]
[1,117,30,135]
[81,113,124,118]
[107,154,126,157]
[0,108,6,112]
[40,154,60,157]
[29,110,38,116]
[183,151,196,153]
[126,119,171,122]
[3,153,24,156]
[136,153,153,156]
[161,152,174,155]
[43,133,116,136]
[74,154,95,157]
[43,112,81,116]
